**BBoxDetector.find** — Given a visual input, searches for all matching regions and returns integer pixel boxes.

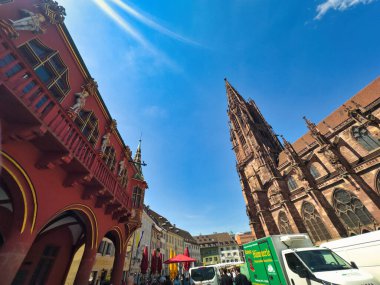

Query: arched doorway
[12,210,93,285]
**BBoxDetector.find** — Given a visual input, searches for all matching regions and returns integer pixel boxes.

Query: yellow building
[65,237,129,285]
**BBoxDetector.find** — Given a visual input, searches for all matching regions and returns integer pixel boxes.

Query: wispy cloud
[111,0,199,46]
[143,105,168,118]
[315,0,376,19]
[92,0,180,70]
[92,0,149,48]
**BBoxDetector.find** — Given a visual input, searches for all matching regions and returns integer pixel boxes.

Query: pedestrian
[234,267,249,285]
[173,275,181,285]
[220,269,233,285]
[183,277,190,285]
[159,275,166,284]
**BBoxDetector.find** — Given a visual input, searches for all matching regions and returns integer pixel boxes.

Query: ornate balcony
[0,30,143,221]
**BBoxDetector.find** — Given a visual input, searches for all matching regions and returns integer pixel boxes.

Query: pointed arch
[309,163,321,179]
[278,211,293,234]
[301,202,331,243]
[287,176,298,191]
[332,189,374,232]
[351,126,380,152]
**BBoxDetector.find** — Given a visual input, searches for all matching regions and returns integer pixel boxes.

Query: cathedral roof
[278,76,380,167]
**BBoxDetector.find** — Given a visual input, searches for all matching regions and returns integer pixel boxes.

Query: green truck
[242,234,379,285]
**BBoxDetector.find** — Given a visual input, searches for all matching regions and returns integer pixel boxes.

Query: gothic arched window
[287,176,298,191]
[302,202,331,242]
[278,211,293,234]
[333,189,374,230]
[352,126,380,152]
[19,39,70,102]
[103,146,116,171]
[309,164,321,179]
[132,187,142,208]
[74,110,99,147]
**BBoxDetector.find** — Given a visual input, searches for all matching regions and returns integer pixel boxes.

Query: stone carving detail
[321,145,346,175]
[82,78,98,96]
[38,0,66,24]
[109,119,117,133]
[268,187,284,206]
[124,146,132,159]
[344,101,380,127]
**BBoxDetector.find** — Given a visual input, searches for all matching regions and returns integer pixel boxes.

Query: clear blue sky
[60,0,380,235]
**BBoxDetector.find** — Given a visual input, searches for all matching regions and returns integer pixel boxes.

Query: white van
[320,230,380,282]
[189,265,221,285]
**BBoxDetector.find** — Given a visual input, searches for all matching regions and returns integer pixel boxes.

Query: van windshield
[296,249,352,272]
[191,267,216,282]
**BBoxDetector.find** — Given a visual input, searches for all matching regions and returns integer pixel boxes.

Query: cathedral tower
[226,79,284,238]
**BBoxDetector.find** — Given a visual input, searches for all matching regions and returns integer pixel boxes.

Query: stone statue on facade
[100,133,111,153]
[9,9,46,34]
[322,146,346,175]
[69,90,89,115]
[118,160,126,176]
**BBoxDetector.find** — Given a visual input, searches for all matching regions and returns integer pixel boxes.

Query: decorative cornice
[38,0,66,24]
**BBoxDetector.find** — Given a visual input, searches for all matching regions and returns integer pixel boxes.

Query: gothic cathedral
[226,78,380,243]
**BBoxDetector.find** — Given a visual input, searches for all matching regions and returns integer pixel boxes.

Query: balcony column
[74,244,97,285]
[110,246,127,285]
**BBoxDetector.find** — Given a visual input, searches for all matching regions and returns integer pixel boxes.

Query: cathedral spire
[225,78,245,109]
[303,116,329,146]
[226,79,283,171]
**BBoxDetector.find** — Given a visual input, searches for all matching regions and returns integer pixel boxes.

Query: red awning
[164,254,197,264]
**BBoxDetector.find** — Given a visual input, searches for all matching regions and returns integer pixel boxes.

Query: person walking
[234,267,249,285]
[220,269,233,285]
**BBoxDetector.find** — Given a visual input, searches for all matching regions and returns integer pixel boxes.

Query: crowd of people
[128,266,249,285]
[131,273,192,285]
[220,267,250,285]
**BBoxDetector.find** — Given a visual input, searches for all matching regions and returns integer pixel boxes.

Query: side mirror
[350,261,358,269]
[295,266,309,279]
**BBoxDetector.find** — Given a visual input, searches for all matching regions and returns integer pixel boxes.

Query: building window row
[19,39,70,102]
[16,39,133,187]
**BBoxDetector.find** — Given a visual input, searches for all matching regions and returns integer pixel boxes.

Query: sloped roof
[194,232,237,246]
[145,206,197,243]
[278,77,380,167]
